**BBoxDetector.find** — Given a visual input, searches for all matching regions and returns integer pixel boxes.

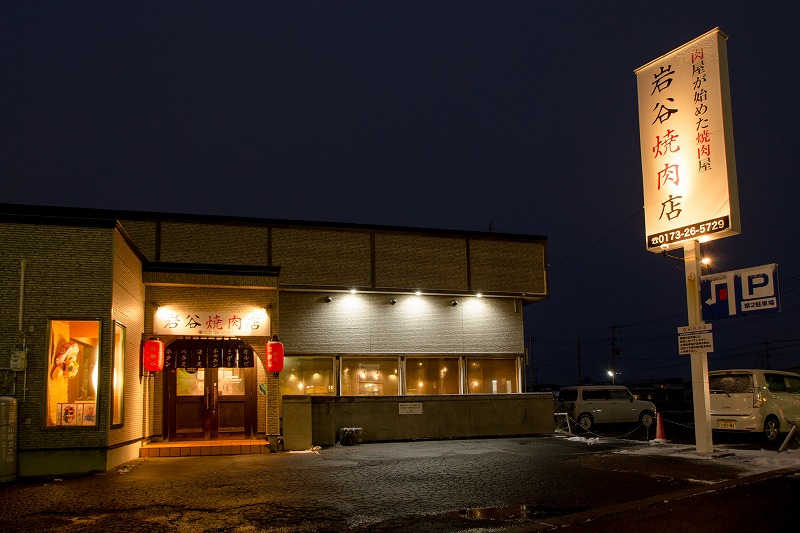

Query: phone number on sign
[648,217,730,247]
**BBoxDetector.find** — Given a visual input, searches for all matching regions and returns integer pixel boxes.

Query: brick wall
[280,292,524,354]
[109,230,148,447]
[469,238,547,294]
[272,227,372,287]
[121,218,547,298]
[160,222,269,265]
[0,222,113,450]
[374,233,468,291]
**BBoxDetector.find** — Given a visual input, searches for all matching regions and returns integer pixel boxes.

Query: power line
[550,207,641,267]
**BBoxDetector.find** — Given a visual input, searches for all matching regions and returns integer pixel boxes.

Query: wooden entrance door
[166,367,256,440]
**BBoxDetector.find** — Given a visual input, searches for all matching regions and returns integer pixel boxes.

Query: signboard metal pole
[685,240,713,453]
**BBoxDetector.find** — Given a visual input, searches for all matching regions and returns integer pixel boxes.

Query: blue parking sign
[701,264,780,321]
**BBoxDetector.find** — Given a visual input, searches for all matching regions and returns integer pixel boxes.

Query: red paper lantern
[266,336,284,373]
[143,339,165,372]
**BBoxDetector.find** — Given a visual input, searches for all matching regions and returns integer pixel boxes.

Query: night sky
[3,2,799,386]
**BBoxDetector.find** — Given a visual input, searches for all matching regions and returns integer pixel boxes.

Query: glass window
[583,389,608,401]
[765,374,787,392]
[111,322,125,427]
[466,358,518,394]
[609,388,630,400]
[341,357,399,396]
[47,319,100,427]
[280,357,336,396]
[559,389,578,402]
[405,357,460,395]
[709,374,753,394]
[786,376,800,393]
[219,368,246,396]
[176,368,205,396]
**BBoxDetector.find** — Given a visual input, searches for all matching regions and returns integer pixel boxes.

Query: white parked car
[709,369,800,443]
[556,385,656,430]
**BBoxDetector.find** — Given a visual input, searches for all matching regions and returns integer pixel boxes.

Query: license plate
[718,420,736,429]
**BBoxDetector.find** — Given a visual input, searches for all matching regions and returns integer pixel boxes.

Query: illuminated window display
[111,322,125,427]
[341,357,399,396]
[277,356,520,397]
[47,320,100,427]
[405,357,460,395]
[280,357,336,396]
[467,358,518,394]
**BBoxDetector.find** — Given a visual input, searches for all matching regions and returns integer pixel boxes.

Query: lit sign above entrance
[154,307,270,337]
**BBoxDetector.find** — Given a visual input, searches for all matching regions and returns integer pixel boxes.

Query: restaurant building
[0,203,549,477]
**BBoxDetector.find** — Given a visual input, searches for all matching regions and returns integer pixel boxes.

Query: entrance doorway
[166,366,257,441]
[163,338,259,441]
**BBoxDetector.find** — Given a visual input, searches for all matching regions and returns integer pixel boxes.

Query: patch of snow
[566,436,602,445]
[614,442,800,475]
[288,446,322,454]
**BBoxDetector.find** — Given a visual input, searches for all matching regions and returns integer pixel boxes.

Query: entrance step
[140,439,270,458]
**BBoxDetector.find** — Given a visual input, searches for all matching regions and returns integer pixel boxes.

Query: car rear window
[559,389,578,402]
[709,374,753,394]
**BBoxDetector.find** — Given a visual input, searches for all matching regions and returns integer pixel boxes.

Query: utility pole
[609,326,622,384]
[528,335,535,388]
[576,337,582,385]
[762,342,771,369]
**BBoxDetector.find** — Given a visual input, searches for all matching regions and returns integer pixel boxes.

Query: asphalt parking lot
[1,429,798,532]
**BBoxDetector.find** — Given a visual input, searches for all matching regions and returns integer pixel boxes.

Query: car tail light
[754,388,766,407]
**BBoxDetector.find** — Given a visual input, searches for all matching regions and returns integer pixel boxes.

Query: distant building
[0,204,549,477]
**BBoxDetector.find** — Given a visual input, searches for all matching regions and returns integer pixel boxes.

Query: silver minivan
[556,385,656,430]
[709,369,800,443]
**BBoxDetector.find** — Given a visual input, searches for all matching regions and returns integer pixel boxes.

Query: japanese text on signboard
[636,28,740,252]
[154,308,270,337]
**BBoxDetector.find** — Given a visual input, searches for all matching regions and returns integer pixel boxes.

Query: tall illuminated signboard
[635,28,740,253]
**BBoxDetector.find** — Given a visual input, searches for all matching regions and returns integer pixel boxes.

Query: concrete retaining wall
[282,394,554,450]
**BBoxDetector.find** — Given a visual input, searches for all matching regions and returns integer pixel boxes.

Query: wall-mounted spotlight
[451,300,458,306]
[323,296,332,303]
[389,298,397,305]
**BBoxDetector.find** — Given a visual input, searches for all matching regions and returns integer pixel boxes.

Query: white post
[684,241,713,453]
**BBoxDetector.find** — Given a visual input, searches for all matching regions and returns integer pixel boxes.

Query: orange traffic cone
[654,412,667,442]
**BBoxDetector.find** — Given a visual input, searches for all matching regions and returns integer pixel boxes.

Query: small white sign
[399,402,423,415]
[678,323,712,334]
[678,331,714,354]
